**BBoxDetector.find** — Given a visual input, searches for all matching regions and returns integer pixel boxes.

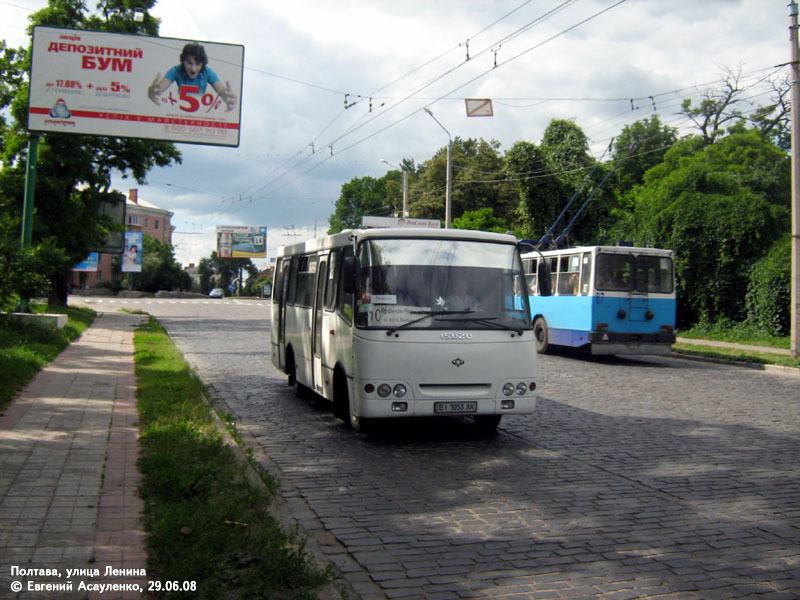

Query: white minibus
[271,227,538,432]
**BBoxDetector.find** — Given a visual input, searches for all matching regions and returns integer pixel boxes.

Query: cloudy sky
[0,0,793,268]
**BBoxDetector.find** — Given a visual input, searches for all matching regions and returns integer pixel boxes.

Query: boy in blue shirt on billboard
[147,42,237,112]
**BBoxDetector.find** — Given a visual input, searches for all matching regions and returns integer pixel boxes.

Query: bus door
[311,257,328,393]
[277,260,291,370]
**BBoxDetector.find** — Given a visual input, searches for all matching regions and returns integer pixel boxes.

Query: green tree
[199,251,257,294]
[612,115,678,194]
[0,0,181,306]
[679,66,790,149]
[612,131,790,326]
[408,137,515,225]
[745,234,791,336]
[506,119,614,246]
[451,207,508,233]
[198,257,215,293]
[135,236,191,293]
[329,175,394,233]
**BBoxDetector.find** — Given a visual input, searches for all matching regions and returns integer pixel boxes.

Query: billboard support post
[15,134,39,313]
[20,135,38,249]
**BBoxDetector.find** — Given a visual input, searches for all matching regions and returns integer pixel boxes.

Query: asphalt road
[72,297,800,600]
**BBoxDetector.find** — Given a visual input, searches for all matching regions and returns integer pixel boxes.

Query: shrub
[745,234,790,336]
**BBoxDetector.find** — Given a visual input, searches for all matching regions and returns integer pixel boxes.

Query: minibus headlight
[516,382,527,396]
[529,382,536,392]
[364,383,375,394]
[503,383,515,396]
[393,384,407,398]
[377,384,392,398]
[501,399,515,410]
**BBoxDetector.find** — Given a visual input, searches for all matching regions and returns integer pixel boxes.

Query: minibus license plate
[434,401,477,414]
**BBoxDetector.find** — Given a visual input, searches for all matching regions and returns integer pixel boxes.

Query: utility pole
[789,1,800,358]
[402,170,409,218]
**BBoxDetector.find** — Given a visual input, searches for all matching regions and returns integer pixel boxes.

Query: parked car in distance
[209,288,225,298]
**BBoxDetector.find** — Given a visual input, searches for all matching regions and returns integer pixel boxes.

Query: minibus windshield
[355,238,530,331]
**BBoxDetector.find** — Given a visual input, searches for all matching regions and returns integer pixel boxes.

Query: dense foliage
[0,0,181,307]
[329,74,792,332]
[745,234,791,337]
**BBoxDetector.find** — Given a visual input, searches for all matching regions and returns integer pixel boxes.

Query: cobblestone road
[75,298,800,599]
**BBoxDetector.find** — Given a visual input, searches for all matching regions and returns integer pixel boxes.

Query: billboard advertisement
[122,231,143,273]
[73,252,99,272]
[28,26,244,147]
[362,216,440,229]
[216,225,266,259]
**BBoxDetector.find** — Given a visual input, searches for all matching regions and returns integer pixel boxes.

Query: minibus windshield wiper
[385,309,472,336]
[438,315,526,336]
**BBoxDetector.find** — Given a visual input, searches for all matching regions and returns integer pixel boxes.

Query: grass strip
[672,342,800,369]
[133,316,335,599]
[678,323,790,349]
[0,304,95,414]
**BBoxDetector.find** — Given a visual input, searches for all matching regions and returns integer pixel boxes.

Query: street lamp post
[423,108,452,228]
[380,159,409,218]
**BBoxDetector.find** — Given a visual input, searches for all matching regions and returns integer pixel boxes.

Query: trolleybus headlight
[393,384,407,398]
[503,383,515,396]
[516,382,528,396]
[377,384,392,398]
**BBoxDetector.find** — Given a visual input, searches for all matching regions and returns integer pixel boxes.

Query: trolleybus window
[596,253,633,291]
[634,255,674,293]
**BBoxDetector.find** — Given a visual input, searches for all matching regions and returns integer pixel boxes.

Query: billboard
[216,225,266,259]
[28,26,244,147]
[122,231,143,273]
[361,216,440,229]
[73,252,98,272]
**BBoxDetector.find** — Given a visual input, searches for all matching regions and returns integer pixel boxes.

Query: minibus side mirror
[342,256,356,294]
[537,262,552,296]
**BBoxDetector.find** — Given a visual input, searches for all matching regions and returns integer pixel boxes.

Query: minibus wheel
[286,349,308,397]
[474,414,501,432]
[333,367,349,421]
[533,317,550,354]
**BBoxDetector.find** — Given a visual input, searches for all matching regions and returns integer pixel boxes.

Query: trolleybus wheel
[533,317,550,354]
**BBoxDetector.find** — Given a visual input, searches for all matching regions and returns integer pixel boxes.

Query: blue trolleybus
[521,245,677,355]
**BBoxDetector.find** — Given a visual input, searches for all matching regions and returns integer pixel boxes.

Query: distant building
[71,189,174,289]
[184,263,200,290]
